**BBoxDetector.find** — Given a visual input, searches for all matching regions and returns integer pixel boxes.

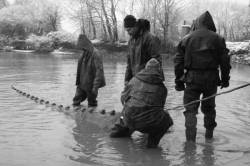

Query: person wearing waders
[111,58,173,148]
[174,11,231,142]
[122,15,164,85]
[73,34,105,107]
[109,16,165,139]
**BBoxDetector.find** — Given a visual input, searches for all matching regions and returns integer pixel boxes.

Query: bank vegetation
[0,0,249,61]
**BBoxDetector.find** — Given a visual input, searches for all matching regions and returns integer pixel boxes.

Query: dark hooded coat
[174,11,231,131]
[121,60,171,131]
[76,34,105,92]
[125,19,163,82]
[174,11,231,85]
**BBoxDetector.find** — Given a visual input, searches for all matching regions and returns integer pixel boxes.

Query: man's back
[182,28,224,70]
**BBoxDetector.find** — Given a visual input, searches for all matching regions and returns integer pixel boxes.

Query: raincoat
[174,11,231,131]
[125,28,163,83]
[76,35,105,92]
[174,11,231,86]
[121,59,172,132]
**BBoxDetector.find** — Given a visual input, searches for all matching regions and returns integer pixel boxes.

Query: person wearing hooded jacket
[73,34,106,107]
[123,15,164,86]
[110,58,173,148]
[174,11,231,142]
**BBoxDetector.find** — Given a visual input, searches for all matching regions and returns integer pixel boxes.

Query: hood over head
[133,19,150,38]
[76,34,94,53]
[193,11,216,32]
[135,58,164,84]
[136,19,150,32]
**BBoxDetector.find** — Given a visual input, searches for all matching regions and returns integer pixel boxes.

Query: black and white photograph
[0,0,250,165]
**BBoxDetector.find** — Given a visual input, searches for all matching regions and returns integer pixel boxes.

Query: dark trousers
[73,87,97,107]
[184,82,217,130]
[110,106,173,147]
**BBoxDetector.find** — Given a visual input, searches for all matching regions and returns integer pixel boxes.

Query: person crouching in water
[73,34,106,107]
[110,58,173,148]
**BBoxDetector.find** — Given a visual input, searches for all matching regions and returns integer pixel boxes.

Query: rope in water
[165,83,250,111]
[11,82,250,114]
[10,84,116,116]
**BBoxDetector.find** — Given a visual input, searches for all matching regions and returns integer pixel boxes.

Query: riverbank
[2,40,250,65]
[227,41,250,65]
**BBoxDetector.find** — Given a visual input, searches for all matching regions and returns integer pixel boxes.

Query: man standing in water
[123,15,163,85]
[110,16,166,140]
[174,11,231,142]
[73,34,105,107]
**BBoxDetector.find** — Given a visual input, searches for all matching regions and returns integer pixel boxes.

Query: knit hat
[145,58,160,70]
[136,58,164,84]
[124,15,136,28]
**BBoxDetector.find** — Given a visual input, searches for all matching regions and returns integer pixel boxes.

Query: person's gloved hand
[175,82,185,91]
[220,81,229,89]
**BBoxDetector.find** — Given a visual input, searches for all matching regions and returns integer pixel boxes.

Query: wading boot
[185,128,197,142]
[147,115,174,148]
[147,129,167,148]
[205,129,214,139]
[109,124,132,138]
[88,101,97,107]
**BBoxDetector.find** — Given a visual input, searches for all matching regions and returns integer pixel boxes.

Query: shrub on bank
[26,34,53,53]
[0,35,11,49]
[47,31,77,49]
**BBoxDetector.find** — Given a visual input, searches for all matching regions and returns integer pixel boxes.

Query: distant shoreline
[2,41,250,65]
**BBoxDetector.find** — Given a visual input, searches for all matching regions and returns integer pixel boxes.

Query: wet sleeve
[124,41,133,82]
[93,52,106,90]
[217,37,231,82]
[174,41,185,83]
[76,53,84,86]
[121,81,132,104]
[145,35,162,64]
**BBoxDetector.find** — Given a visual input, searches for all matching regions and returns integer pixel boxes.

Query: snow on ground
[226,41,250,65]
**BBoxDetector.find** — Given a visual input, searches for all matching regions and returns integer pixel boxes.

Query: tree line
[0,0,249,52]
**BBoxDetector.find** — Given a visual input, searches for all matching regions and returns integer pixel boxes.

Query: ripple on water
[0,53,250,166]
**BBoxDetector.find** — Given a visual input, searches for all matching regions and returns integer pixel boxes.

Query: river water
[0,51,250,166]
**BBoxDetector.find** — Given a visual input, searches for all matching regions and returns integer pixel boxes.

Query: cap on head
[124,15,136,28]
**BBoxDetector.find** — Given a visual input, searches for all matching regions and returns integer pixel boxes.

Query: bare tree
[45,5,60,32]
[86,0,96,39]
[0,0,8,9]
[130,0,135,14]
[151,0,161,34]
[101,0,113,41]
[110,0,119,42]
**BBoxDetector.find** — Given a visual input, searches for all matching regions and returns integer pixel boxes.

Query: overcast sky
[5,0,250,33]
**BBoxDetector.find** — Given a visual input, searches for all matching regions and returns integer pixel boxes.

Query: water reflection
[201,142,215,166]
[179,141,216,166]
[0,52,250,166]
[71,115,171,166]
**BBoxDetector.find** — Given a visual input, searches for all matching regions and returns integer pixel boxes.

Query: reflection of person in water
[70,111,170,165]
[181,142,215,166]
[201,144,215,166]
[69,112,108,165]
